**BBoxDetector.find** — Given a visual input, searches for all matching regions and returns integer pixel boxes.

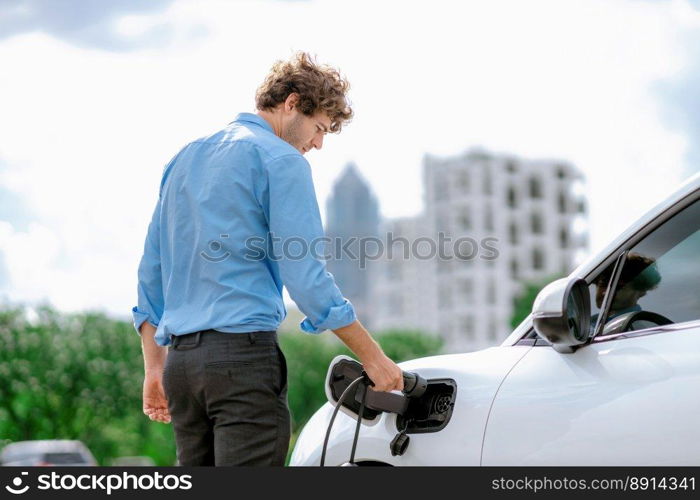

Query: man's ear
[284,93,299,113]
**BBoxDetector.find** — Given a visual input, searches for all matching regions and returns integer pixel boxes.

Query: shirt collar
[232,112,274,134]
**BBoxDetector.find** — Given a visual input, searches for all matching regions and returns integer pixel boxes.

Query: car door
[481,195,700,465]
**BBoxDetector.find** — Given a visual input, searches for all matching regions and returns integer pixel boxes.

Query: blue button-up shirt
[132,113,356,346]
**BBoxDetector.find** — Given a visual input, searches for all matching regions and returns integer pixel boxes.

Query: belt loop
[248,332,256,344]
[194,331,202,346]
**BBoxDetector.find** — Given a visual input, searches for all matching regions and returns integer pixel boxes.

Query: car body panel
[482,321,700,465]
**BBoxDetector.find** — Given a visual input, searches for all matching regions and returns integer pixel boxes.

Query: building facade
[370,149,588,353]
[324,163,381,326]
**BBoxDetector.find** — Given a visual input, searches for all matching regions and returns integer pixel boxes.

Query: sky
[0,0,698,319]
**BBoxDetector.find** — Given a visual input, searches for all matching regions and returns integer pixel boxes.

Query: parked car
[109,456,156,466]
[291,173,700,466]
[0,440,97,466]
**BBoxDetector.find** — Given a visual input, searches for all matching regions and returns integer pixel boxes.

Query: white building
[370,149,588,353]
[368,215,438,336]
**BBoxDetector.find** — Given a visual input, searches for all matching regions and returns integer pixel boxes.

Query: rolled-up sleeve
[132,195,164,335]
[266,154,356,334]
[132,152,181,335]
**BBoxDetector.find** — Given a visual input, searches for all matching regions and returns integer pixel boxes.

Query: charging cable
[320,374,368,466]
[348,380,368,464]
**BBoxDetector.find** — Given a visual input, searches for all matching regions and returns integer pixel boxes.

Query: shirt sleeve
[132,196,164,335]
[266,154,357,334]
[132,153,179,335]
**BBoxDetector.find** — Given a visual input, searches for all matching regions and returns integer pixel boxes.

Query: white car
[291,173,700,466]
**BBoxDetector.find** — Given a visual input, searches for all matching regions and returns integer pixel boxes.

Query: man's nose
[312,133,324,150]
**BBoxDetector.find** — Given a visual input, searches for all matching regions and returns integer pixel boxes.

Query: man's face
[281,109,331,155]
[595,281,647,311]
[610,283,647,311]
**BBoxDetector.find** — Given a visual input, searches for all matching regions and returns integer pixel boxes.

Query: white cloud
[0,0,695,317]
[113,14,164,38]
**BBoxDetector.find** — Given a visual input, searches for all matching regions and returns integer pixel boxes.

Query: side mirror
[532,277,591,353]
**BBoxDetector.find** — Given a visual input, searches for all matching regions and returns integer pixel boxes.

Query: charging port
[396,379,456,433]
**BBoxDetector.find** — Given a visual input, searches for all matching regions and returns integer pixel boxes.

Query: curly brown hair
[255,52,353,133]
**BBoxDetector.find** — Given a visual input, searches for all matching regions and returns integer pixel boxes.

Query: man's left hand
[143,371,171,424]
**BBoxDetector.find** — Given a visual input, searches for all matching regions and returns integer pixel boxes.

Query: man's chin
[287,142,305,154]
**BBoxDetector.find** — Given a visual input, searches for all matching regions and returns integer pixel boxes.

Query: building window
[531,212,543,234]
[558,192,567,213]
[487,279,496,305]
[561,256,570,275]
[556,165,567,179]
[438,285,452,310]
[457,171,470,193]
[506,160,517,173]
[559,227,569,248]
[507,186,517,209]
[529,176,543,198]
[510,259,519,279]
[532,247,545,270]
[461,314,475,340]
[488,317,498,341]
[484,205,494,231]
[483,169,492,195]
[457,209,471,231]
[434,173,449,202]
[434,210,450,234]
[437,258,452,274]
[460,278,474,299]
[509,222,519,245]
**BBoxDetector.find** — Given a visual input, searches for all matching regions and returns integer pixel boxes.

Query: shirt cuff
[300,299,357,334]
[132,306,157,335]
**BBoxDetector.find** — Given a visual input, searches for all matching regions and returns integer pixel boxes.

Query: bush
[0,305,441,466]
[0,305,176,465]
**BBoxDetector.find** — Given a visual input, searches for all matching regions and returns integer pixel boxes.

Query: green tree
[373,329,443,363]
[0,305,176,465]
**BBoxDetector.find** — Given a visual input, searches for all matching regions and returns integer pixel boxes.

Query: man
[133,52,404,466]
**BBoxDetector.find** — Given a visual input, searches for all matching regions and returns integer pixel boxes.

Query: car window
[589,198,700,335]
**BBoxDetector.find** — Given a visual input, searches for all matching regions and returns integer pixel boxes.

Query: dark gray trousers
[162,329,290,466]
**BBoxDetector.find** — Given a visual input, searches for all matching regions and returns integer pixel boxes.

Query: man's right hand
[361,351,404,393]
[332,320,404,393]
